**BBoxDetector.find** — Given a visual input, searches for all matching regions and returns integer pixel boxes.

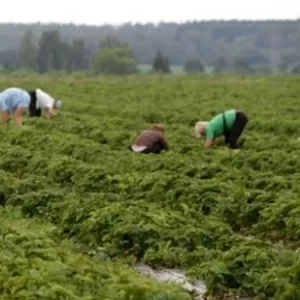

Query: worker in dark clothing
[129,124,169,154]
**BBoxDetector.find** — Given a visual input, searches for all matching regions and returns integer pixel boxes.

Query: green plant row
[0,75,300,299]
[0,206,190,300]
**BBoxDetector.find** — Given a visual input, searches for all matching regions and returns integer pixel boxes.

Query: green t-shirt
[205,109,237,140]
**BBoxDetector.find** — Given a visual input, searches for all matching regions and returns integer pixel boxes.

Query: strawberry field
[1,74,300,300]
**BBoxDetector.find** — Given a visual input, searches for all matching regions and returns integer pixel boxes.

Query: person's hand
[232,149,240,154]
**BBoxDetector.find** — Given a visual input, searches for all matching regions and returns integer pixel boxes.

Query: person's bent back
[0,87,31,126]
[130,124,169,154]
[28,88,62,119]
[194,109,248,149]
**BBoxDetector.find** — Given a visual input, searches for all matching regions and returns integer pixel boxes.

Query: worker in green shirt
[194,109,248,149]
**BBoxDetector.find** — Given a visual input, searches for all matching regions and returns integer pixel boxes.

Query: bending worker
[130,124,169,154]
[0,87,31,126]
[194,109,248,149]
[28,88,62,119]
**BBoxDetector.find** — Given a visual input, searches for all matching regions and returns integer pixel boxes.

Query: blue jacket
[0,87,30,113]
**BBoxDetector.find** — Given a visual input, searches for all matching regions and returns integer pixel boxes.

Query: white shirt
[131,145,147,152]
[36,88,55,109]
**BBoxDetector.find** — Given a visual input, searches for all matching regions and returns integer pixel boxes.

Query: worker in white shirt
[28,88,62,119]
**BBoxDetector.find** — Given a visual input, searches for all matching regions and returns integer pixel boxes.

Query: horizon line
[0,18,299,27]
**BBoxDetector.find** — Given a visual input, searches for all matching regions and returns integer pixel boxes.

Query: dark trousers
[28,90,41,117]
[225,111,248,149]
[129,141,164,154]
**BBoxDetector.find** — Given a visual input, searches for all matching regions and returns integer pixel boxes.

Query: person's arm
[45,107,56,119]
[37,89,57,119]
[204,139,214,148]
[203,126,215,149]
[159,135,170,151]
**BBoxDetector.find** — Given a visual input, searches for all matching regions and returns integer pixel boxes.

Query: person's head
[194,121,208,137]
[53,99,62,109]
[151,124,165,133]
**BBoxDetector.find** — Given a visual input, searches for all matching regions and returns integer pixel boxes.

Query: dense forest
[0,20,300,74]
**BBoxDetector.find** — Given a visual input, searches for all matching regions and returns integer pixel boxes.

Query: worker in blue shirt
[0,87,31,126]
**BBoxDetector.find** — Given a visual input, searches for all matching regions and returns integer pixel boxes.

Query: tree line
[13,29,173,75]
[1,20,300,74]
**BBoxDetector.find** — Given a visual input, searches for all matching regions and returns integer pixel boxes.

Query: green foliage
[18,29,37,71]
[37,30,64,73]
[93,45,138,75]
[34,30,88,73]
[184,59,204,73]
[152,51,170,73]
[2,21,300,69]
[99,34,125,50]
[232,59,255,74]
[0,206,189,300]
[0,75,300,299]
[214,57,228,73]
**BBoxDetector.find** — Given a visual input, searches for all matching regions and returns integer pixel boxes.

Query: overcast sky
[1,0,299,25]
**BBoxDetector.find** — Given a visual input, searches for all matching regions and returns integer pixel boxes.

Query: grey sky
[1,0,300,25]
